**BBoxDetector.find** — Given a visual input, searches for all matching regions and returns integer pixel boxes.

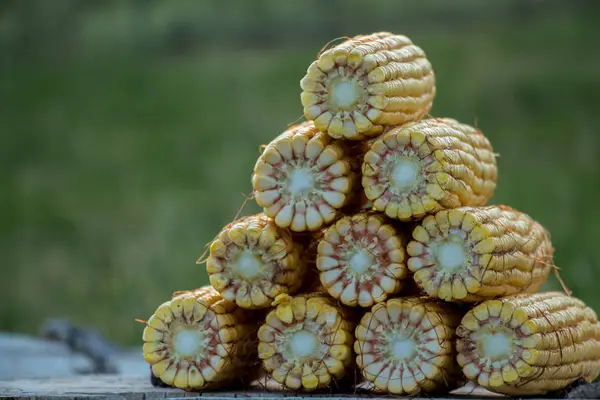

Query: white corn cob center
[389,155,421,191]
[389,335,416,359]
[348,249,373,274]
[173,328,207,358]
[478,327,513,360]
[233,250,264,280]
[289,330,319,359]
[329,76,364,110]
[287,168,315,197]
[435,240,466,271]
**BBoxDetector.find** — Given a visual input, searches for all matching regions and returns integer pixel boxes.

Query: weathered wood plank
[0,333,147,380]
[0,375,509,400]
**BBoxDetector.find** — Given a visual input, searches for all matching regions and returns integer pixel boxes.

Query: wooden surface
[0,375,510,400]
[0,334,510,399]
[0,333,147,380]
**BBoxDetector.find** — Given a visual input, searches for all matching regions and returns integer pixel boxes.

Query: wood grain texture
[0,375,510,400]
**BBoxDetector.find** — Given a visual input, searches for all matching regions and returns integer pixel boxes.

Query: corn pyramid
[141,31,600,397]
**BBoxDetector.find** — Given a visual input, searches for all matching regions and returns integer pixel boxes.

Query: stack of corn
[141,32,600,397]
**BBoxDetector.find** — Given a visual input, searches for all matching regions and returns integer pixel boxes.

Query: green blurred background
[2,0,599,346]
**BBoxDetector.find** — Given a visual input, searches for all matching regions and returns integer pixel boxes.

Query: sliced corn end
[316,212,409,307]
[406,205,554,302]
[361,118,497,221]
[301,32,435,140]
[258,293,355,391]
[355,296,464,395]
[456,292,600,396]
[203,214,305,309]
[252,122,358,232]
[142,286,260,390]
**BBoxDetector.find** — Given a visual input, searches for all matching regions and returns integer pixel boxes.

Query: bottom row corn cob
[258,293,355,391]
[143,288,600,396]
[456,291,600,396]
[142,287,260,390]
[355,296,463,395]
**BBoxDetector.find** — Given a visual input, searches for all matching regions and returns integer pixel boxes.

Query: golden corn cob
[456,292,600,396]
[316,212,409,307]
[258,293,355,391]
[202,214,305,309]
[301,32,435,140]
[406,205,554,302]
[362,118,497,221]
[355,296,464,395]
[252,122,358,232]
[142,286,260,390]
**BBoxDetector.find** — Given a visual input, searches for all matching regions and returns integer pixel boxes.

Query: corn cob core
[407,205,553,302]
[258,293,355,391]
[456,292,600,396]
[316,212,408,307]
[252,122,357,232]
[142,287,259,390]
[355,297,463,395]
[204,214,305,308]
[301,32,436,140]
[362,118,497,221]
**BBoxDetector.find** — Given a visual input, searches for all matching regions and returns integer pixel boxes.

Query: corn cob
[456,292,600,396]
[406,205,554,302]
[362,118,497,221]
[258,293,355,391]
[202,214,305,309]
[316,212,409,307]
[355,296,464,395]
[142,286,260,390]
[252,122,358,232]
[301,32,435,140]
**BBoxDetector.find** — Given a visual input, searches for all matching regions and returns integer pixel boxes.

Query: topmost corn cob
[301,32,436,140]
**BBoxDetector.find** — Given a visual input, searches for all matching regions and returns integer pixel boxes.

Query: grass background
[1,0,599,346]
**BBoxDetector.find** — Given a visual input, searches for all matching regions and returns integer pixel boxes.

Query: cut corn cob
[406,205,554,302]
[252,122,358,232]
[258,293,355,391]
[202,214,305,309]
[362,118,497,221]
[316,212,409,307]
[456,292,600,396]
[355,296,464,395]
[301,32,435,140]
[142,286,260,390]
